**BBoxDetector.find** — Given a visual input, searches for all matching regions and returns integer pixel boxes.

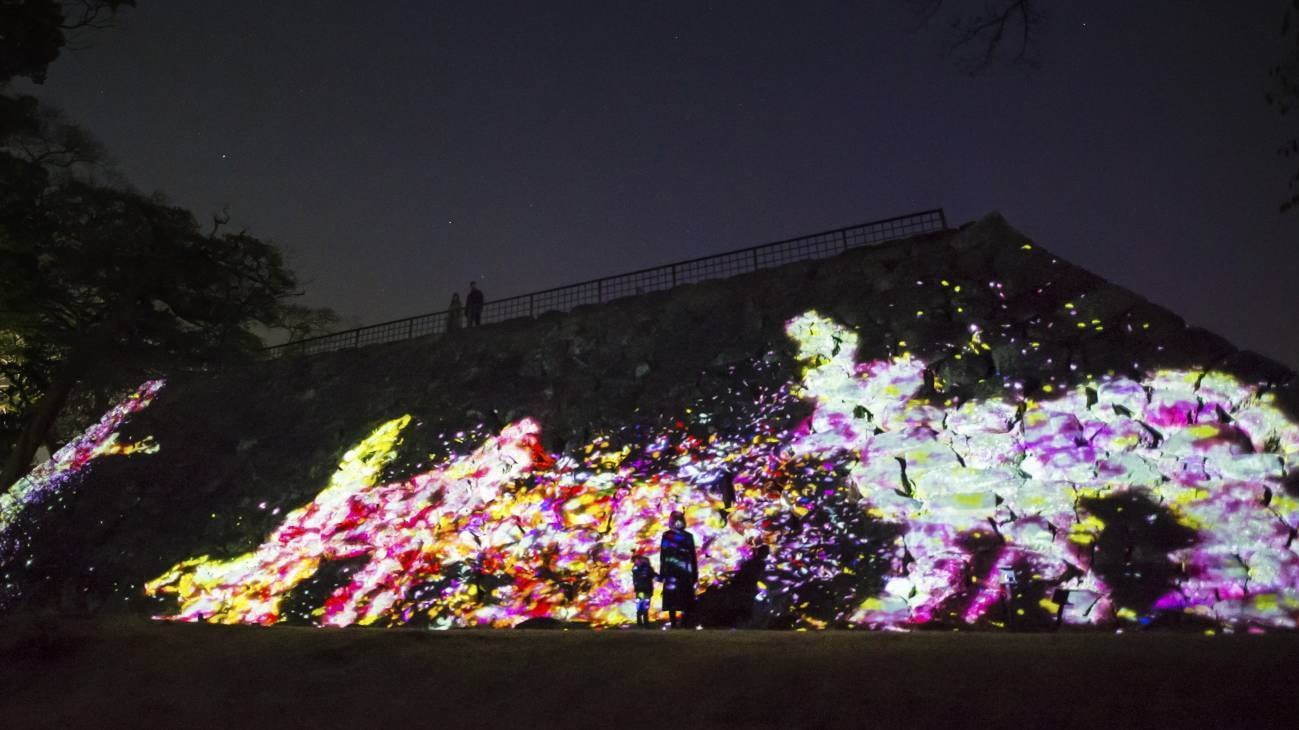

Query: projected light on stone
[1,380,164,561]
[785,313,1299,627]
[145,412,782,627]
[141,311,1299,630]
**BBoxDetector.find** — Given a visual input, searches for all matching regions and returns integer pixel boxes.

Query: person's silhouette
[447,292,463,331]
[466,281,484,327]
[659,510,698,628]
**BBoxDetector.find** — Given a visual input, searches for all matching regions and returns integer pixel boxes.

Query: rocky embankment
[3,213,1295,629]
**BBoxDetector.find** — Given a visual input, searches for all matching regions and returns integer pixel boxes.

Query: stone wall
[4,213,1297,629]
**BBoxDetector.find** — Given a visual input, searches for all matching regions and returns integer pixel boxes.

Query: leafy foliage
[0,1,135,85]
[0,1,334,483]
[0,155,312,477]
[1,184,299,367]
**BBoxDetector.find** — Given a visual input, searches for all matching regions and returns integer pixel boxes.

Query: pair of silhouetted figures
[632,511,699,628]
[447,281,484,331]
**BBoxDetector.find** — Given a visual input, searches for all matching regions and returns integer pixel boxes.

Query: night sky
[18,1,1299,366]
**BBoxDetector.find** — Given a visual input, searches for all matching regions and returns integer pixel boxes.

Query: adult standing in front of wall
[659,510,698,628]
[466,281,484,327]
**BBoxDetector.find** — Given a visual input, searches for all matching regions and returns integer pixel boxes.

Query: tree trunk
[0,360,80,489]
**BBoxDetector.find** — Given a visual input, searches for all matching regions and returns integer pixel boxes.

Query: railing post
[263,208,943,361]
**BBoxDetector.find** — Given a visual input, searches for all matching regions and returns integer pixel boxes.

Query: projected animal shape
[783,312,1299,628]
[146,310,1299,629]
[145,412,781,627]
[147,417,547,625]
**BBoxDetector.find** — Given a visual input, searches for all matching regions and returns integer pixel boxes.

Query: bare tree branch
[59,1,132,31]
[1269,2,1299,213]
[912,0,1046,75]
[59,1,135,54]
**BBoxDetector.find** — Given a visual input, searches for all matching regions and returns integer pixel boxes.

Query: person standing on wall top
[659,510,698,629]
[447,292,463,332]
[466,281,484,327]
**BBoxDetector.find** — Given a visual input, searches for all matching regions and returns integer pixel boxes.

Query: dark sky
[20,1,1299,366]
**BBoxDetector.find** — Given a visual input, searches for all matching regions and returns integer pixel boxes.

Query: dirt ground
[1,616,1297,729]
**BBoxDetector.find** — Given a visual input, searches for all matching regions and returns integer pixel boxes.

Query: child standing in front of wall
[631,554,659,627]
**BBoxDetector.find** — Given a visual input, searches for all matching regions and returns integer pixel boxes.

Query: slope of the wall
[4,213,1297,630]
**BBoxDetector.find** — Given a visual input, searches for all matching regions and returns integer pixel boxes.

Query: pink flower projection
[1,380,164,560]
[33,311,1289,631]
[784,312,1299,628]
[146,412,783,627]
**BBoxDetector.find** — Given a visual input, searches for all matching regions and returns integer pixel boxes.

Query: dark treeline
[0,1,334,488]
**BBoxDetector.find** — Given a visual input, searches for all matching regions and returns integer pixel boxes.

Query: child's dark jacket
[632,562,659,595]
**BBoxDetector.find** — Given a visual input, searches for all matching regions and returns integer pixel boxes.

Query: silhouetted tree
[0,1,334,485]
[911,0,1045,75]
[0,177,310,487]
[278,303,341,343]
[921,1,1299,213]
[0,1,135,85]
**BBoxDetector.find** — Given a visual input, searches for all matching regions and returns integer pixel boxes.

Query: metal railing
[265,208,948,358]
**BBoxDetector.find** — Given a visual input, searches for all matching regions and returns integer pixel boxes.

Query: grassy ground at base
[1,616,1296,729]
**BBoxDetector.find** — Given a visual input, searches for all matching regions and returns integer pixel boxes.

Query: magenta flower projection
[1,380,164,561]
[137,311,1299,630]
[145,413,783,628]
[785,313,1299,627]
